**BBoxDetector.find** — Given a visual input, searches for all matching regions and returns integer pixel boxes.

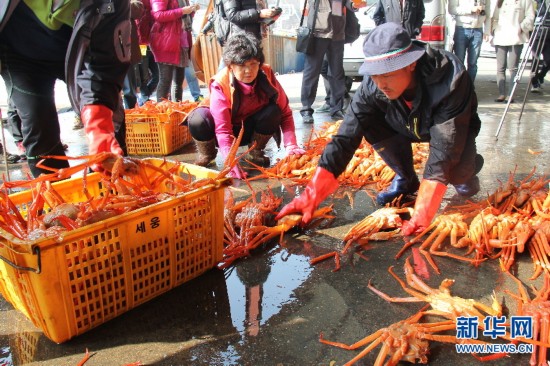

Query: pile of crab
[251,121,430,191]
[395,168,550,279]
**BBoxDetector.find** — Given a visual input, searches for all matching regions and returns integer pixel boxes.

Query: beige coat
[491,0,535,46]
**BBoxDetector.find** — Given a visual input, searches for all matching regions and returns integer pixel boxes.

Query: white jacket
[491,0,535,46]
[449,0,491,33]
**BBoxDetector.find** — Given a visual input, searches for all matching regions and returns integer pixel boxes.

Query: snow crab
[368,257,502,321]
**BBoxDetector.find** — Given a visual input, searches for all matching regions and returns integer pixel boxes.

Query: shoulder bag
[296,0,319,54]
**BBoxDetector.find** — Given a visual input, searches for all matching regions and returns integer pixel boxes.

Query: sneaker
[315,103,331,113]
[301,112,314,124]
[15,141,26,160]
[531,85,541,93]
[331,110,345,120]
[194,95,205,103]
[73,115,84,130]
[1,152,21,164]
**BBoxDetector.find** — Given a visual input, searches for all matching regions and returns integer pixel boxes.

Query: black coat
[373,0,425,37]
[0,0,131,113]
[318,44,482,185]
[222,0,262,40]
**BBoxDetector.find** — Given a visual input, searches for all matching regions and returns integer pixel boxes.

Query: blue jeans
[185,63,203,101]
[453,26,483,82]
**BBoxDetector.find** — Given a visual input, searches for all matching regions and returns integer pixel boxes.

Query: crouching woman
[185,32,304,178]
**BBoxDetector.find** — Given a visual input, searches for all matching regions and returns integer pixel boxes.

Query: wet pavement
[1,57,550,365]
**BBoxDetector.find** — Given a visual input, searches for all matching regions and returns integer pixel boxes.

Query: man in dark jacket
[0,0,131,177]
[277,23,483,236]
[299,0,354,123]
[373,0,425,38]
[222,0,281,42]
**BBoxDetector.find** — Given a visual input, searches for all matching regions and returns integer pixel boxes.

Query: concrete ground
[0,56,549,366]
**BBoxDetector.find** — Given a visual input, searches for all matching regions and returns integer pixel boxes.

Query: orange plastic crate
[125,112,192,156]
[0,160,229,343]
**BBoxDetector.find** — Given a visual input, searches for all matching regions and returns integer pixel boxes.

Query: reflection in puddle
[226,246,313,335]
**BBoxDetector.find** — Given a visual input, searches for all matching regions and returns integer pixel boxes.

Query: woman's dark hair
[222,32,265,66]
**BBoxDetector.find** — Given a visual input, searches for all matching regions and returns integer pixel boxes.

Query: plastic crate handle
[0,246,42,274]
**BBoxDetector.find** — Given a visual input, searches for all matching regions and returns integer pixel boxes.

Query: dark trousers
[157,64,185,101]
[6,99,23,143]
[531,33,550,86]
[123,64,140,109]
[139,48,159,98]
[0,45,69,176]
[300,37,345,116]
[187,104,281,144]
[172,67,186,102]
[363,120,480,186]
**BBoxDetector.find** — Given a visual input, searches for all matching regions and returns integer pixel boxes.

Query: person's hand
[228,165,247,179]
[275,167,339,224]
[401,179,447,236]
[260,8,278,18]
[471,5,483,14]
[182,4,198,14]
[286,144,305,156]
[81,105,123,156]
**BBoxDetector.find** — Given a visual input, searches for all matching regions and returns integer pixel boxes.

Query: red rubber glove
[275,167,339,225]
[81,105,123,156]
[401,179,447,236]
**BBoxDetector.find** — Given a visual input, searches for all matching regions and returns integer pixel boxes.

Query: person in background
[184,33,304,178]
[150,0,199,101]
[222,0,281,42]
[171,62,204,102]
[373,0,425,39]
[448,0,491,83]
[530,0,550,92]
[277,23,484,236]
[216,0,281,70]
[123,0,145,109]
[315,56,352,114]
[490,0,534,102]
[185,63,205,102]
[138,47,160,104]
[299,0,355,123]
[0,0,130,177]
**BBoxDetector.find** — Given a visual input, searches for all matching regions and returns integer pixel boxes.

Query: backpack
[213,0,232,47]
[345,9,360,44]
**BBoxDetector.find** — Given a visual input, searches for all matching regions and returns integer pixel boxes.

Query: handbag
[296,0,319,54]
[344,9,361,44]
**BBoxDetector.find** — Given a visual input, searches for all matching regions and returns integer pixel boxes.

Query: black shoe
[2,152,21,164]
[376,175,420,205]
[301,112,314,124]
[331,111,345,120]
[315,103,331,113]
[454,176,480,197]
